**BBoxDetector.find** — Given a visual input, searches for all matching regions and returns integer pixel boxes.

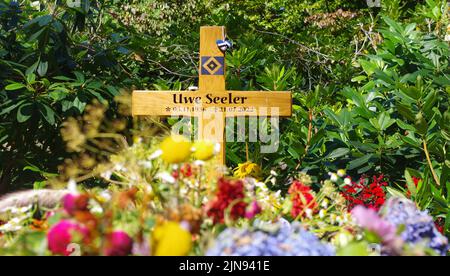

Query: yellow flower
[192,140,216,161]
[160,135,192,164]
[337,169,346,177]
[233,162,262,180]
[153,221,192,256]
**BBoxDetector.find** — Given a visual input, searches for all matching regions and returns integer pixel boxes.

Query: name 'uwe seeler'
[172,93,248,105]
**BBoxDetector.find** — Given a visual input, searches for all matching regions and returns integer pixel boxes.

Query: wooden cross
[132,26,292,165]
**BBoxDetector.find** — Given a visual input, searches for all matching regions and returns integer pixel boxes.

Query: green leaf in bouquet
[337,242,370,256]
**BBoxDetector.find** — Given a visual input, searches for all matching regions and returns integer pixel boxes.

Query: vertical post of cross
[198,26,227,165]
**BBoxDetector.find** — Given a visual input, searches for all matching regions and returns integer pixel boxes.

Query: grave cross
[132,26,292,165]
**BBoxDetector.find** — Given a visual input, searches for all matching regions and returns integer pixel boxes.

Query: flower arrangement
[0,136,448,256]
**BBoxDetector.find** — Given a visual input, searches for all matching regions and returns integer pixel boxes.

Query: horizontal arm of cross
[132,90,292,117]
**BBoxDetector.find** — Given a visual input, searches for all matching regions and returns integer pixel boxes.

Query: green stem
[423,139,440,186]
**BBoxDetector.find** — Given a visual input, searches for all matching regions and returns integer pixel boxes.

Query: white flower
[194,160,205,166]
[18,206,32,213]
[138,160,152,169]
[321,199,329,209]
[156,172,176,184]
[180,188,188,196]
[3,206,31,214]
[9,217,23,224]
[270,170,278,176]
[114,163,126,172]
[100,170,112,180]
[90,205,103,214]
[305,208,313,219]
[99,190,112,202]
[344,177,352,185]
[319,209,327,219]
[274,190,282,199]
[254,182,268,192]
[30,1,40,9]
[67,179,78,194]
[0,215,29,233]
[270,178,276,185]
[149,149,163,160]
[130,173,139,181]
[329,172,338,182]
[0,223,22,233]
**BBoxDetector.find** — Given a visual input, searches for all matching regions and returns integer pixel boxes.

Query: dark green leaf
[17,103,33,123]
[327,148,350,159]
[39,104,55,125]
[37,61,48,77]
[348,154,374,170]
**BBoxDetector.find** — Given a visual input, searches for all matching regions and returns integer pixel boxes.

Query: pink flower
[245,201,262,219]
[103,231,134,256]
[62,193,89,216]
[352,206,396,242]
[47,220,89,256]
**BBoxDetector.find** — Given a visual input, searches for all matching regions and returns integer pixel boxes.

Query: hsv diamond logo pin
[201,56,224,75]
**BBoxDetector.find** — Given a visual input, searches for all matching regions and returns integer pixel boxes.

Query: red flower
[435,218,445,234]
[180,164,193,178]
[172,164,195,179]
[288,180,317,218]
[341,175,388,211]
[206,178,248,224]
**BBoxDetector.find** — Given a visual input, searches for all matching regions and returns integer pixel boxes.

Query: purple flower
[381,197,449,255]
[62,193,89,216]
[352,205,397,243]
[245,201,262,219]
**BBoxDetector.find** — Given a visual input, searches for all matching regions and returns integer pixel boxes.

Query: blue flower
[207,219,335,256]
[381,198,448,256]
